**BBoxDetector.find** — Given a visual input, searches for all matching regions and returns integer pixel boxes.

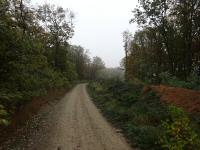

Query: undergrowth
[88,80,200,150]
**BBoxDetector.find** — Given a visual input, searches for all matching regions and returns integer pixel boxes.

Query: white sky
[31,0,138,67]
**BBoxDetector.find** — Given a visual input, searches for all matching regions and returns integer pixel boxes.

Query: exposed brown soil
[149,85,200,113]
[0,87,69,144]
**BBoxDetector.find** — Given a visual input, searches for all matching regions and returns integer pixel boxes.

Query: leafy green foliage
[159,106,200,150]
[0,105,9,126]
[0,0,104,126]
[88,81,200,150]
[159,72,200,90]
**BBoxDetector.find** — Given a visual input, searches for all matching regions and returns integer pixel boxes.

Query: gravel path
[0,84,132,150]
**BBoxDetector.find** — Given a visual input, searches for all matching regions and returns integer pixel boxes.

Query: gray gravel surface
[0,84,132,150]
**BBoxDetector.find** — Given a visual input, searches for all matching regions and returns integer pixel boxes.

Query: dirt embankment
[148,85,200,113]
[0,88,68,144]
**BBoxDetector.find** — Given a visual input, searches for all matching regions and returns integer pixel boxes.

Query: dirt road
[1,84,132,150]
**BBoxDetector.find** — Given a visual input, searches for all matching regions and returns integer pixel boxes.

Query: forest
[0,0,105,125]
[89,0,200,150]
[123,0,200,89]
[0,0,200,150]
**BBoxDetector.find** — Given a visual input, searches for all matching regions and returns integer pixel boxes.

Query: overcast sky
[32,0,138,67]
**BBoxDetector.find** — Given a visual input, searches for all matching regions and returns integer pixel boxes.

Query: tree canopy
[0,0,105,125]
[124,0,200,83]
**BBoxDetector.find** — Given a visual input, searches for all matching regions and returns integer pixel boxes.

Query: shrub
[88,81,200,150]
[159,106,200,150]
[88,81,168,149]
[0,104,9,126]
[159,72,199,89]
[125,123,161,150]
[188,73,200,90]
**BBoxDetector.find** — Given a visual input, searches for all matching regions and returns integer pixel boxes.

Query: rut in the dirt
[0,84,132,150]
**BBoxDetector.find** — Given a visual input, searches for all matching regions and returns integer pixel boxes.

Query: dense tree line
[123,0,200,83]
[0,0,104,125]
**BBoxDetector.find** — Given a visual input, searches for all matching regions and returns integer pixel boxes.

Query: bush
[159,106,200,150]
[0,104,9,126]
[88,81,167,149]
[188,73,200,90]
[125,123,161,149]
[159,72,200,89]
[88,81,200,150]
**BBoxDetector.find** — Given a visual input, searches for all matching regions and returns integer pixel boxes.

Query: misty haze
[0,0,200,150]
